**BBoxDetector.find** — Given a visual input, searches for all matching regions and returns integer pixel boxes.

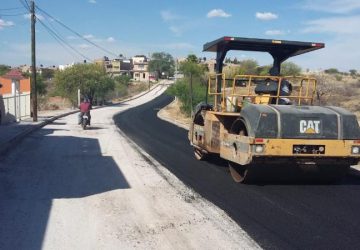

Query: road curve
[115,93,360,250]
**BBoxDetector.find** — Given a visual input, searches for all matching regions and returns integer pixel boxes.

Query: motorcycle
[81,115,90,130]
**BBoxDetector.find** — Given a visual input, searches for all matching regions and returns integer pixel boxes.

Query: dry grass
[159,98,191,128]
[315,74,360,119]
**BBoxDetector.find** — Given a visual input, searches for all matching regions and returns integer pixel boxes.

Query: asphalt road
[114,93,360,250]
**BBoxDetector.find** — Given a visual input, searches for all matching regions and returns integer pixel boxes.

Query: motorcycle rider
[78,97,92,125]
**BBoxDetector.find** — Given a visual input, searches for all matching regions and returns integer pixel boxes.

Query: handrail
[207,74,317,112]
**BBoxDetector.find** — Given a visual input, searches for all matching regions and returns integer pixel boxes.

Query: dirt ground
[158,97,191,130]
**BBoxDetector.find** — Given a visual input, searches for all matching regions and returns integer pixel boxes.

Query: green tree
[167,78,207,116]
[186,54,198,63]
[324,68,339,74]
[148,52,175,79]
[281,61,302,76]
[54,63,114,105]
[179,58,205,77]
[113,75,131,98]
[349,69,357,77]
[239,59,259,74]
[170,55,207,115]
[257,65,272,76]
[41,68,55,80]
[22,72,47,96]
[35,74,47,96]
[0,64,11,76]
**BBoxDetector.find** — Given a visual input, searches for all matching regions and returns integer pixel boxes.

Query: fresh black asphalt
[114,93,360,250]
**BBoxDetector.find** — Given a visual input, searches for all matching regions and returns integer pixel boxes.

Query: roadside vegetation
[148,52,175,79]
[53,63,115,106]
[167,54,208,116]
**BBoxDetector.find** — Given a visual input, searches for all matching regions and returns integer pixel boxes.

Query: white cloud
[106,37,115,42]
[207,9,231,18]
[0,19,15,29]
[89,0,97,3]
[169,26,182,37]
[83,34,94,39]
[255,12,278,21]
[295,15,360,71]
[302,16,360,35]
[67,36,77,40]
[161,10,180,22]
[265,30,286,36]
[302,0,360,14]
[24,13,44,21]
[78,44,91,49]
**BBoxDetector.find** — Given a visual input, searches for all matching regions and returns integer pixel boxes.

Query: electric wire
[37,18,92,62]
[41,16,87,62]
[35,5,119,58]
[18,0,30,12]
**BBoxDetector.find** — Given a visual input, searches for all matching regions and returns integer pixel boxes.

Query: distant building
[59,63,75,71]
[95,56,131,76]
[132,55,149,82]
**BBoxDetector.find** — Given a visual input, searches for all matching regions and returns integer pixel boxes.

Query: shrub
[167,78,207,116]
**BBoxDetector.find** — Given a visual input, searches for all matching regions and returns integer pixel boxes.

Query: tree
[324,68,339,74]
[35,74,47,96]
[22,71,47,96]
[176,55,207,115]
[0,64,11,76]
[54,63,114,105]
[239,59,258,75]
[179,58,205,77]
[113,75,131,98]
[41,68,55,80]
[257,65,272,76]
[349,69,357,77]
[281,61,302,76]
[148,52,175,79]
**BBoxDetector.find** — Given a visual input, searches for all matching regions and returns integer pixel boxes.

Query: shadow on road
[0,128,130,250]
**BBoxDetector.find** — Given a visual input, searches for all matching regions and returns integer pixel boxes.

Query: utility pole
[31,0,37,121]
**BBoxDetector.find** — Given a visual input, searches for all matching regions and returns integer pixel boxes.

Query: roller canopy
[204,36,324,76]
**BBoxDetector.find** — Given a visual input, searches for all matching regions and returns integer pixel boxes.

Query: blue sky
[1,0,360,71]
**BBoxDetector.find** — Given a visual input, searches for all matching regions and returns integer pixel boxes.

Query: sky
[1,0,360,72]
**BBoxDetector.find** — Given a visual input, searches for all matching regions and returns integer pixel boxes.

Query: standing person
[78,98,92,125]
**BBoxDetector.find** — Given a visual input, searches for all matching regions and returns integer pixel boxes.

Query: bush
[335,75,343,81]
[167,78,207,116]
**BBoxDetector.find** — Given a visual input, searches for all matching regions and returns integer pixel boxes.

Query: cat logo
[300,120,321,134]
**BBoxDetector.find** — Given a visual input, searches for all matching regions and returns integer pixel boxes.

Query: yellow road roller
[189,36,360,183]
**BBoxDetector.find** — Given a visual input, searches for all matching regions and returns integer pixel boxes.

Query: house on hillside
[95,56,131,77]
[0,69,31,124]
[132,55,149,82]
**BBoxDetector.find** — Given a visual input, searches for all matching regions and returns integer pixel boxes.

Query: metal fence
[0,93,31,124]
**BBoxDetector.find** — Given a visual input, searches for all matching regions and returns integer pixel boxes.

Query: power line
[18,0,30,11]
[37,18,92,62]
[35,5,119,58]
